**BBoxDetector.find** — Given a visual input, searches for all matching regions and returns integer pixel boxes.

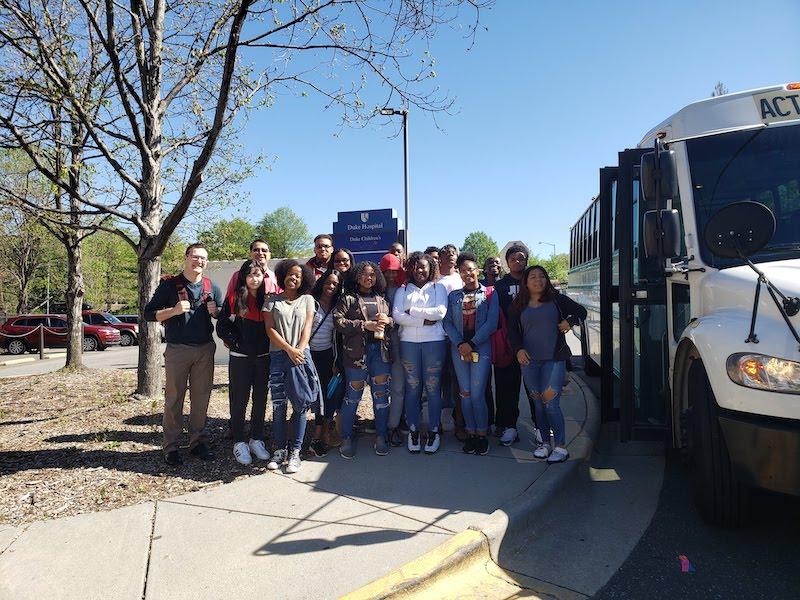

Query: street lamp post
[538,241,556,258]
[380,107,410,251]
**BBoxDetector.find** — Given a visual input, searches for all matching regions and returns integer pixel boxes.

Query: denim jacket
[442,284,499,349]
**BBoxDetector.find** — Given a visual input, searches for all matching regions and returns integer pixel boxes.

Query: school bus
[569,83,800,525]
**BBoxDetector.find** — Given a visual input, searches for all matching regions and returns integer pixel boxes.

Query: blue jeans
[269,349,314,451]
[341,342,391,440]
[401,340,446,432]
[521,360,567,446]
[450,343,492,433]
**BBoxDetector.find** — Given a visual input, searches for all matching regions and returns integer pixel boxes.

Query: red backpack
[485,286,514,368]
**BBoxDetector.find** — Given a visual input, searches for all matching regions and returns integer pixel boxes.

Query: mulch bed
[0,366,374,526]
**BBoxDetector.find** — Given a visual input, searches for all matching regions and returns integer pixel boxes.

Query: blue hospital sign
[333,209,400,264]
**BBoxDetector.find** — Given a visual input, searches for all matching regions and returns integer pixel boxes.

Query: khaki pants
[163,342,216,453]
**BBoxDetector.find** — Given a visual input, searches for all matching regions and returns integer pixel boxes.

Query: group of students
[145,235,586,474]
[144,234,586,473]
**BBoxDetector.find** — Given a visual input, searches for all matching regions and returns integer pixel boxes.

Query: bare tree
[712,81,729,97]
[0,0,490,397]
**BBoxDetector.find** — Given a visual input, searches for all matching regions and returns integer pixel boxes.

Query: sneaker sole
[499,435,520,447]
[475,448,489,456]
[339,451,354,460]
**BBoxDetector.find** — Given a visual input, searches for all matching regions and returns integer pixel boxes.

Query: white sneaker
[500,427,518,447]
[267,448,287,470]
[408,429,422,453]
[233,442,252,465]
[424,431,441,454]
[248,439,270,461]
[533,443,551,459]
[547,447,569,463]
[440,409,455,432]
[286,449,302,474]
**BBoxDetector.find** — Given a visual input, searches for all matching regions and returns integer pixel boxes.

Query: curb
[0,352,66,367]
[477,373,600,561]
[344,372,601,597]
[340,529,490,600]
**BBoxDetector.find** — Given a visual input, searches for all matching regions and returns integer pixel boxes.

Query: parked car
[82,310,139,347]
[0,314,121,355]
[116,314,166,343]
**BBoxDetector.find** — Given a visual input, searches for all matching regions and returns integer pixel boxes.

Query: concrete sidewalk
[0,374,596,600]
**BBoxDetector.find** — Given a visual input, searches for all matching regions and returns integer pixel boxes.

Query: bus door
[598,166,618,424]
[616,148,671,442]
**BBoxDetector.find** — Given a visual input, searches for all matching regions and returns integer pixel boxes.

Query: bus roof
[638,83,796,147]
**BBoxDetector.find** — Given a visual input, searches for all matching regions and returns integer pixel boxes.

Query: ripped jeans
[269,349,316,452]
[341,342,391,441]
[450,342,492,434]
[400,340,446,432]
[521,360,566,446]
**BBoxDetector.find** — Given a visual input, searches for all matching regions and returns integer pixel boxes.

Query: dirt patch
[0,367,375,526]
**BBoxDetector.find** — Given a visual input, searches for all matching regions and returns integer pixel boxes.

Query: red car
[82,310,139,347]
[0,314,121,355]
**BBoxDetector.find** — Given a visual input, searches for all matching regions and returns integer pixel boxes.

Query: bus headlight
[726,353,800,394]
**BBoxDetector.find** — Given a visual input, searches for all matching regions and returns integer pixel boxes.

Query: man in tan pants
[145,243,222,466]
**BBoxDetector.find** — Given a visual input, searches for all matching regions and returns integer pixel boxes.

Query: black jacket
[215,299,270,357]
[507,291,587,361]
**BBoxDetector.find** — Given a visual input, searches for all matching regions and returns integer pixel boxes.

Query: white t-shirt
[438,272,463,296]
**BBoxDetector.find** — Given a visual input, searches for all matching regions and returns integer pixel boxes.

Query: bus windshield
[687,123,800,268]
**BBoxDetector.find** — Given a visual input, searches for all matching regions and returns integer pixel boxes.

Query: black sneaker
[164,450,183,466]
[474,437,489,456]
[311,438,328,457]
[389,428,404,447]
[189,443,215,461]
[462,436,477,454]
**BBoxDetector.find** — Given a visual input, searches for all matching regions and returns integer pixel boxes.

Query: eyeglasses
[334,257,350,264]
[189,256,208,263]
[252,248,270,254]
[315,244,333,250]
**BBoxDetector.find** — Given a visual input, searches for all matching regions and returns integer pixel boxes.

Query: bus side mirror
[643,209,681,258]
[640,150,677,205]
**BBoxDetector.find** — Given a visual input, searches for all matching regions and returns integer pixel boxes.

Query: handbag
[326,372,345,403]
[486,286,514,368]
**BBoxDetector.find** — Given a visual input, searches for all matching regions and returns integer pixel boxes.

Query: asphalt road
[0,336,229,378]
[594,449,800,599]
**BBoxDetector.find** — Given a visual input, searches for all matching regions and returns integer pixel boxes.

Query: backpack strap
[173,274,189,303]
[201,276,212,303]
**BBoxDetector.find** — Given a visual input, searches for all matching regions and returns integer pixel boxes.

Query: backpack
[486,286,514,368]
[170,274,213,309]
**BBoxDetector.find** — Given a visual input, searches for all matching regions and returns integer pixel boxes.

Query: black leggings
[312,348,339,422]
[228,354,270,443]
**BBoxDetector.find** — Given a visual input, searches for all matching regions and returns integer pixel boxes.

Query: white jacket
[392,282,448,343]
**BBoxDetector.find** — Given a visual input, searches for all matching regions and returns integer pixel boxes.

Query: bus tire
[689,360,748,527]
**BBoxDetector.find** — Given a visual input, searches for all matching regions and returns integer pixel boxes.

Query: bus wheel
[689,360,748,527]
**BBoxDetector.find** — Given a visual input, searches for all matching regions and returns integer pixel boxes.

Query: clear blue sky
[225,0,800,257]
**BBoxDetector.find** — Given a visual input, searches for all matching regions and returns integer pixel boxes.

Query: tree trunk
[16,282,28,315]
[135,252,163,399]
[63,233,84,369]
